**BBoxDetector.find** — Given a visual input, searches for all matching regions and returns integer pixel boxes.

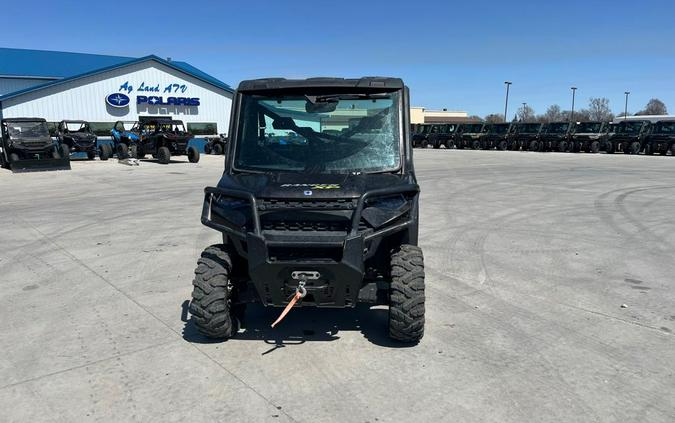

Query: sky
[3,0,675,117]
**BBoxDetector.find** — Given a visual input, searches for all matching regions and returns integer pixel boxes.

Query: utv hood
[216,172,411,199]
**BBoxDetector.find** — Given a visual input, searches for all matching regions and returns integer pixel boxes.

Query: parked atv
[111,121,141,159]
[643,120,675,156]
[571,121,609,153]
[606,120,650,154]
[1,118,70,172]
[482,123,511,150]
[538,122,571,152]
[190,77,425,343]
[204,134,228,155]
[57,120,110,160]
[134,119,198,164]
[428,124,458,149]
[509,122,543,151]
[456,123,485,149]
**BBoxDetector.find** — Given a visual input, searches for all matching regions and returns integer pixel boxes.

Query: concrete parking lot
[1,151,674,422]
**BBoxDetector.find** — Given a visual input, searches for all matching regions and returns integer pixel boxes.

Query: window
[187,122,218,135]
[89,122,115,136]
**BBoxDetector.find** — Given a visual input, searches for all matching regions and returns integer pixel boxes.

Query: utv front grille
[258,198,357,211]
[261,219,351,232]
[268,246,343,262]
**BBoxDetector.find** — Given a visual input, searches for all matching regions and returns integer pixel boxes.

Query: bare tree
[541,104,563,123]
[484,113,504,123]
[636,98,668,115]
[587,97,614,121]
[561,109,592,122]
[516,105,536,122]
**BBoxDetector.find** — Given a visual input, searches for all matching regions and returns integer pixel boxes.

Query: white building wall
[1,61,232,135]
[0,77,58,96]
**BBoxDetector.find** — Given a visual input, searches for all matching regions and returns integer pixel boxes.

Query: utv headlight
[361,194,411,229]
[211,195,252,229]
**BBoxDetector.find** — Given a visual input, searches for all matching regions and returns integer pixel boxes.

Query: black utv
[570,121,609,153]
[135,118,200,164]
[1,118,70,172]
[482,123,511,150]
[56,120,110,160]
[509,122,543,151]
[643,120,675,155]
[606,120,650,154]
[428,123,457,149]
[190,77,425,343]
[412,123,433,148]
[456,123,485,149]
[537,122,572,152]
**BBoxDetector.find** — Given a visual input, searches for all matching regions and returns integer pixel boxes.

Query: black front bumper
[200,184,419,307]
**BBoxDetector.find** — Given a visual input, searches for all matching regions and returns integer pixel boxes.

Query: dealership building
[0,48,233,137]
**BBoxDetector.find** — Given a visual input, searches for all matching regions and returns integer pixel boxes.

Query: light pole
[521,102,527,121]
[504,81,512,122]
[570,87,577,122]
[624,91,630,120]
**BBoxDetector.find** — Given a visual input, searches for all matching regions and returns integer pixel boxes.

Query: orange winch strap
[271,291,302,328]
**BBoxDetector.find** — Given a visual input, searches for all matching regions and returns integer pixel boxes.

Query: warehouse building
[410,107,472,124]
[0,48,233,137]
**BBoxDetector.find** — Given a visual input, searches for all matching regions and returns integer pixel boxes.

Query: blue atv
[111,121,141,159]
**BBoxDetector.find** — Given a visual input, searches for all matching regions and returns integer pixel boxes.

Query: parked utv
[412,123,433,148]
[482,123,511,150]
[427,123,457,149]
[570,121,609,153]
[204,134,228,155]
[190,77,425,343]
[606,120,650,154]
[456,123,485,149]
[134,118,198,163]
[509,122,543,151]
[643,120,675,155]
[537,122,571,152]
[0,118,70,172]
[111,120,141,159]
[57,120,110,160]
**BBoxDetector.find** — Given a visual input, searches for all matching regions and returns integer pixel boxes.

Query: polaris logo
[304,190,313,196]
[106,93,131,108]
[137,95,200,106]
[281,183,341,190]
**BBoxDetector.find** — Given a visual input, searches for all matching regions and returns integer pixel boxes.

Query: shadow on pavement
[181,300,417,351]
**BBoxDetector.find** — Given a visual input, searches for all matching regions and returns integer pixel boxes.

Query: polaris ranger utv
[570,121,609,153]
[56,120,110,160]
[111,120,140,159]
[428,123,457,149]
[537,122,571,152]
[204,134,228,155]
[190,77,425,343]
[456,123,485,149]
[482,123,511,150]
[135,118,199,164]
[1,118,70,172]
[509,122,542,151]
[606,120,650,154]
[643,120,675,155]
[412,123,433,148]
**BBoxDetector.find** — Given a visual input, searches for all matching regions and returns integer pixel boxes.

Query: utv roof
[237,77,404,92]
[2,117,47,123]
[60,120,88,123]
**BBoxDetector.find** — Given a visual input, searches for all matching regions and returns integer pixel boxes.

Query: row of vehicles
[411,120,675,155]
[1,117,207,172]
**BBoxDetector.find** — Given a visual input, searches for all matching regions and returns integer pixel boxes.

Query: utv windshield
[6,121,50,139]
[545,123,569,134]
[63,122,90,132]
[234,91,401,173]
[463,124,483,133]
[653,122,675,134]
[518,123,541,133]
[576,122,603,133]
[615,122,643,134]
[490,124,510,134]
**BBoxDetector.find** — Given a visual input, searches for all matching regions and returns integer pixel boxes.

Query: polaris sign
[106,93,131,108]
[137,96,200,106]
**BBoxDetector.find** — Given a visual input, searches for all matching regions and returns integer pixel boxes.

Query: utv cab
[57,120,109,160]
[1,118,70,172]
[136,118,199,164]
[570,121,609,153]
[111,120,141,159]
[190,77,425,343]
[606,120,650,154]
[643,120,675,156]
[412,123,433,148]
[427,123,458,149]
[538,122,571,152]
[456,123,485,149]
[509,122,543,151]
[482,123,511,150]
